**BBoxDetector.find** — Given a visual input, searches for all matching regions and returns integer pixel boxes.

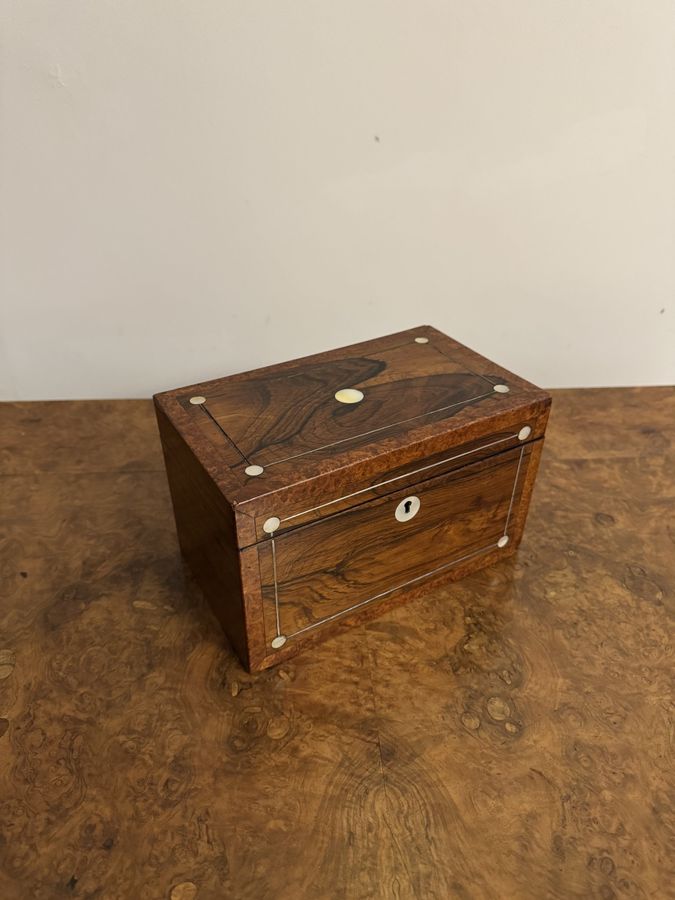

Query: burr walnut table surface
[0,387,673,900]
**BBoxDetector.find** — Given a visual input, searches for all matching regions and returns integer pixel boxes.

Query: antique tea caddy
[154,326,551,672]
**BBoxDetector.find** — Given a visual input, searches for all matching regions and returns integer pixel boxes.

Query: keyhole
[395,495,420,522]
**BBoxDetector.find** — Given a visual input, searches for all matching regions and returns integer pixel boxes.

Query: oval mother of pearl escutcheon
[395,495,421,522]
[335,388,364,404]
[271,635,287,649]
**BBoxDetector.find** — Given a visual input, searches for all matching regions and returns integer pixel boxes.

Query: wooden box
[154,326,551,672]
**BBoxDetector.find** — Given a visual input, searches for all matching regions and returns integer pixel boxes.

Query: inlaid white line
[186,342,505,485]
[270,442,531,644]
[283,542,500,640]
[503,444,525,536]
[280,433,518,524]
[262,389,498,468]
[270,537,281,637]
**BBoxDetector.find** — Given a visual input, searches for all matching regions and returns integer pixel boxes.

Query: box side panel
[155,403,252,669]
[238,544,268,671]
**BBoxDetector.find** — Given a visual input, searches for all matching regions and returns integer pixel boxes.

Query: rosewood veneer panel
[154,325,551,670]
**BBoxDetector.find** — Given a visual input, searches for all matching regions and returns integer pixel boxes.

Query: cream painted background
[1,1,674,399]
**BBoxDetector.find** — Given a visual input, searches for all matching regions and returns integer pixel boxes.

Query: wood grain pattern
[1,388,673,899]
[205,344,491,467]
[258,444,534,641]
[154,326,551,507]
[155,405,252,670]
[155,327,550,670]
[248,427,535,542]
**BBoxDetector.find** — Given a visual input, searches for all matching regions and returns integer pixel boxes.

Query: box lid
[154,326,551,543]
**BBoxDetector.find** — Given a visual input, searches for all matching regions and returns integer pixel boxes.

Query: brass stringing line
[272,443,527,644]
[270,537,281,636]
[432,341,500,390]
[259,335,507,469]
[504,445,525,536]
[187,343,508,479]
[279,432,518,524]
[284,543,498,640]
[261,389,498,469]
[197,401,255,466]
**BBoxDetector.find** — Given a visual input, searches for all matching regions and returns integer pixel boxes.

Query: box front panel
[257,443,536,655]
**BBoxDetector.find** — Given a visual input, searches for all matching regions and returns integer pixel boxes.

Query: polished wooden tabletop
[1,388,673,900]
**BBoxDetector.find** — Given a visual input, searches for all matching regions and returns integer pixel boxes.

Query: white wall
[2,1,674,400]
